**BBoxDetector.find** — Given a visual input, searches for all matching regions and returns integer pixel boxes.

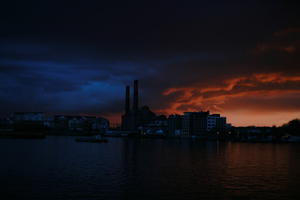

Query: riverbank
[103,133,300,143]
[1,130,300,143]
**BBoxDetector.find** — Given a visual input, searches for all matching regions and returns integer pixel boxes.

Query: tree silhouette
[281,119,300,136]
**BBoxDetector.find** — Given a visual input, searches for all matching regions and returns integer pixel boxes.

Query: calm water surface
[0,136,300,200]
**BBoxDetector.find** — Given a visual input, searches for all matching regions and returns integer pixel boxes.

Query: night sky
[1,0,300,126]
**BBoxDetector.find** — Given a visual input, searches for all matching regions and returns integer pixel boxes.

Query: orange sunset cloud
[159,73,300,126]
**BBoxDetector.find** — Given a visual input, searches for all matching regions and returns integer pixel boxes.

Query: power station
[121,80,156,131]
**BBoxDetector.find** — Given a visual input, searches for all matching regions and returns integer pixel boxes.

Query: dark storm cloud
[1,0,297,55]
[0,0,300,125]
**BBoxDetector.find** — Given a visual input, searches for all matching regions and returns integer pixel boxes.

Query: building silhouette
[121,80,156,131]
[207,114,227,131]
[121,80,228,134]
[182,111,210,135]
[12,112,45,131]
[168,114,183,136]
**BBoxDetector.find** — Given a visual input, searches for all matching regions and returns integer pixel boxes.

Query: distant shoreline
[1,130,300,143]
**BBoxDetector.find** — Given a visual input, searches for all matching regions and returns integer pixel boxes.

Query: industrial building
[121,80,228,135]
[121,80,156,131]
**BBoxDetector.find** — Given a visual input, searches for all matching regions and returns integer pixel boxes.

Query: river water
[0,136,300,200]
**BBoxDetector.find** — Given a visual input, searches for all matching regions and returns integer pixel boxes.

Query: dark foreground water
[0,137,300,200]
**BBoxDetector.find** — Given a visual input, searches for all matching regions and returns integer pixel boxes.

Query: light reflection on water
[0,136,299,200]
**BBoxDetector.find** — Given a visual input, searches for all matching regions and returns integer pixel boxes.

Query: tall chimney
[125,86,130,114]
[133,80,139,111]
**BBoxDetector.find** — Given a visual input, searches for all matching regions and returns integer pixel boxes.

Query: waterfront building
[44,116,55,129]
[207,114,227,131]
[12,112,45,121]
[0,117,13,130]
[140,115,168,135]
[12,112,45,131]
[68,116,87,132]
[182,111,210,135]
[216,116,227,131]
[54,115,109,133]
[168,114,183,136]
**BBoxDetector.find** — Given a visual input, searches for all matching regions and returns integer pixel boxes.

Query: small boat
[75,136,108,143]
